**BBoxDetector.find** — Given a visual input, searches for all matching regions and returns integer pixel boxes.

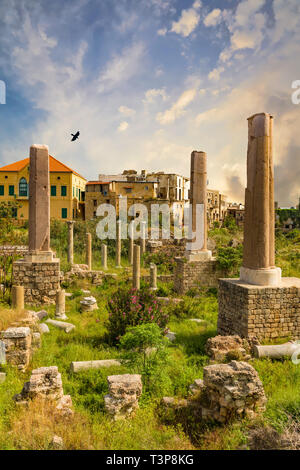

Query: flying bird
[71,131,80,142]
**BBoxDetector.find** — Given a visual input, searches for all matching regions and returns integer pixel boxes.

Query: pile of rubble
[80,296,98,312]
[14,366,73,417]
[206,335,251,362]
[104,374,142,420]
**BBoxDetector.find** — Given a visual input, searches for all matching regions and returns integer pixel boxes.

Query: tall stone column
[185,151,211,261]
[27,145,52,262]
[67,221,74,265]
[101,244,107,269]
[128,223,134,265]
[116,220,121,268]
[140,221,146,257]
[133,244,140,290]
[13,144,60,305]
[86,233,92,271]
[240,113,281,286]
[149,263,157,291]
[55,289,67,320]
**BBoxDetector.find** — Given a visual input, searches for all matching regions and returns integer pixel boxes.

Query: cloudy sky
[0,0,299,206]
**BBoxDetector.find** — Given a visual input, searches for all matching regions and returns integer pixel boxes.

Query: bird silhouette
[71,131,80,142]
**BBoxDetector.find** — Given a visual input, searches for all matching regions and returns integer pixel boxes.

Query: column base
[240,266,282,286]
[24,251,54,263]
[184,250,212,262]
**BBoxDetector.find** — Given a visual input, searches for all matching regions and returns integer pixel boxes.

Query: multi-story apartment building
[0,156,86,221]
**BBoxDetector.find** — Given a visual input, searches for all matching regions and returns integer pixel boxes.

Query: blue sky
[0,0,299,205]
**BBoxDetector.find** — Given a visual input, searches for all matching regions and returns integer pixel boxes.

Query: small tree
[119,323,169,393]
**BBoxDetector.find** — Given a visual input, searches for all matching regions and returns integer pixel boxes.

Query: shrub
[119,323,169,393]
[106,286,169,343]
[216,245,243,275]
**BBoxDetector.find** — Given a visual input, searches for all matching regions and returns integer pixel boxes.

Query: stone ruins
[104,374,142,420]
[13,145,61,304]
[218,113,300,340]
[174,151,221,294]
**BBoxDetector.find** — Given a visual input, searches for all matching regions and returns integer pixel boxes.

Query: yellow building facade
[0,156,86,221]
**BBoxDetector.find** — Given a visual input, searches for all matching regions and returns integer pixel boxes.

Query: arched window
[19,177,28,197]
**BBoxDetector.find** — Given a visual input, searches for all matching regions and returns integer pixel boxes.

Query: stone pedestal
[218,278,300,341]
[174,257,222,294]
[13,257,60,305]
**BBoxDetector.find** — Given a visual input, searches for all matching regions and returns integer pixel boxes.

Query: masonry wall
[174,257,223,294]
[13,259,61,304]
[218,278,300,340]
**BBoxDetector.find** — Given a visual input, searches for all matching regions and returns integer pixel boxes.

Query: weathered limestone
[116,220,122,268]
[101,244,107,269]
[67,221,75,265]
[200,361,266,423]
[80,296,98,312]
[55,289,67,320]
[86,233,92,271]
[32,332,41,349]
[0,340,6,364]
[1,327,31,371]
[39,323,50,334]
[133,244,140,290]
[185,151,212,262]
[14,366,73,416]
[149,263,157,290]
[13,145,60,305]
[128,224,134,265]
[206,335,250,362]
[104,374,142,420]
[11,286,24,311]
[174,257,222,294]
[70,359,121,373]
[253,341,300,359]
[46,319,75,333]
[240,113,281,287]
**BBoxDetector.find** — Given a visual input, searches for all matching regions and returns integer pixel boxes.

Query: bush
[106,286,169,343]
[119,323,169,393]
[216,245,243,275]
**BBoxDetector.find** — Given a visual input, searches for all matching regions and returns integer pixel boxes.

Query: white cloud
[208,66,225,81]
[157,28,167,36]
[156,88,197,124]
[143,88,167,104]
[170,1,202,37]
[118,121,129,132]
[98,42,145,93]
[118,105,136,117]
[204,9,222,27]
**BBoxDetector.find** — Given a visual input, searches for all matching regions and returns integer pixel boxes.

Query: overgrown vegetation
[0,223,299,449]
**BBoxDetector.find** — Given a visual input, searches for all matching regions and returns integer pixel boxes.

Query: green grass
[0,227,299,449]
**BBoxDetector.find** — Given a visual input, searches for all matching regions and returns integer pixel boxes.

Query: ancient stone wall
[0,246,28,256]
[174,257,223,294]
[218,278,300,340]
[13,259,61,305]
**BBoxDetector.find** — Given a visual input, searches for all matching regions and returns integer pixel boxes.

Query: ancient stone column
[101,244,107,269]
[67,221,74,265]
[55,289,66,319]
[11,286,24,311]
[240,113,281,286]
[86,233,92,270]
[27,145,52,262]
[116,220,121,268]
[140,221,146,257]
[185,151,211,261]
[128,223,134,265]
[133,244,140,290]
[149,263,157,291]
